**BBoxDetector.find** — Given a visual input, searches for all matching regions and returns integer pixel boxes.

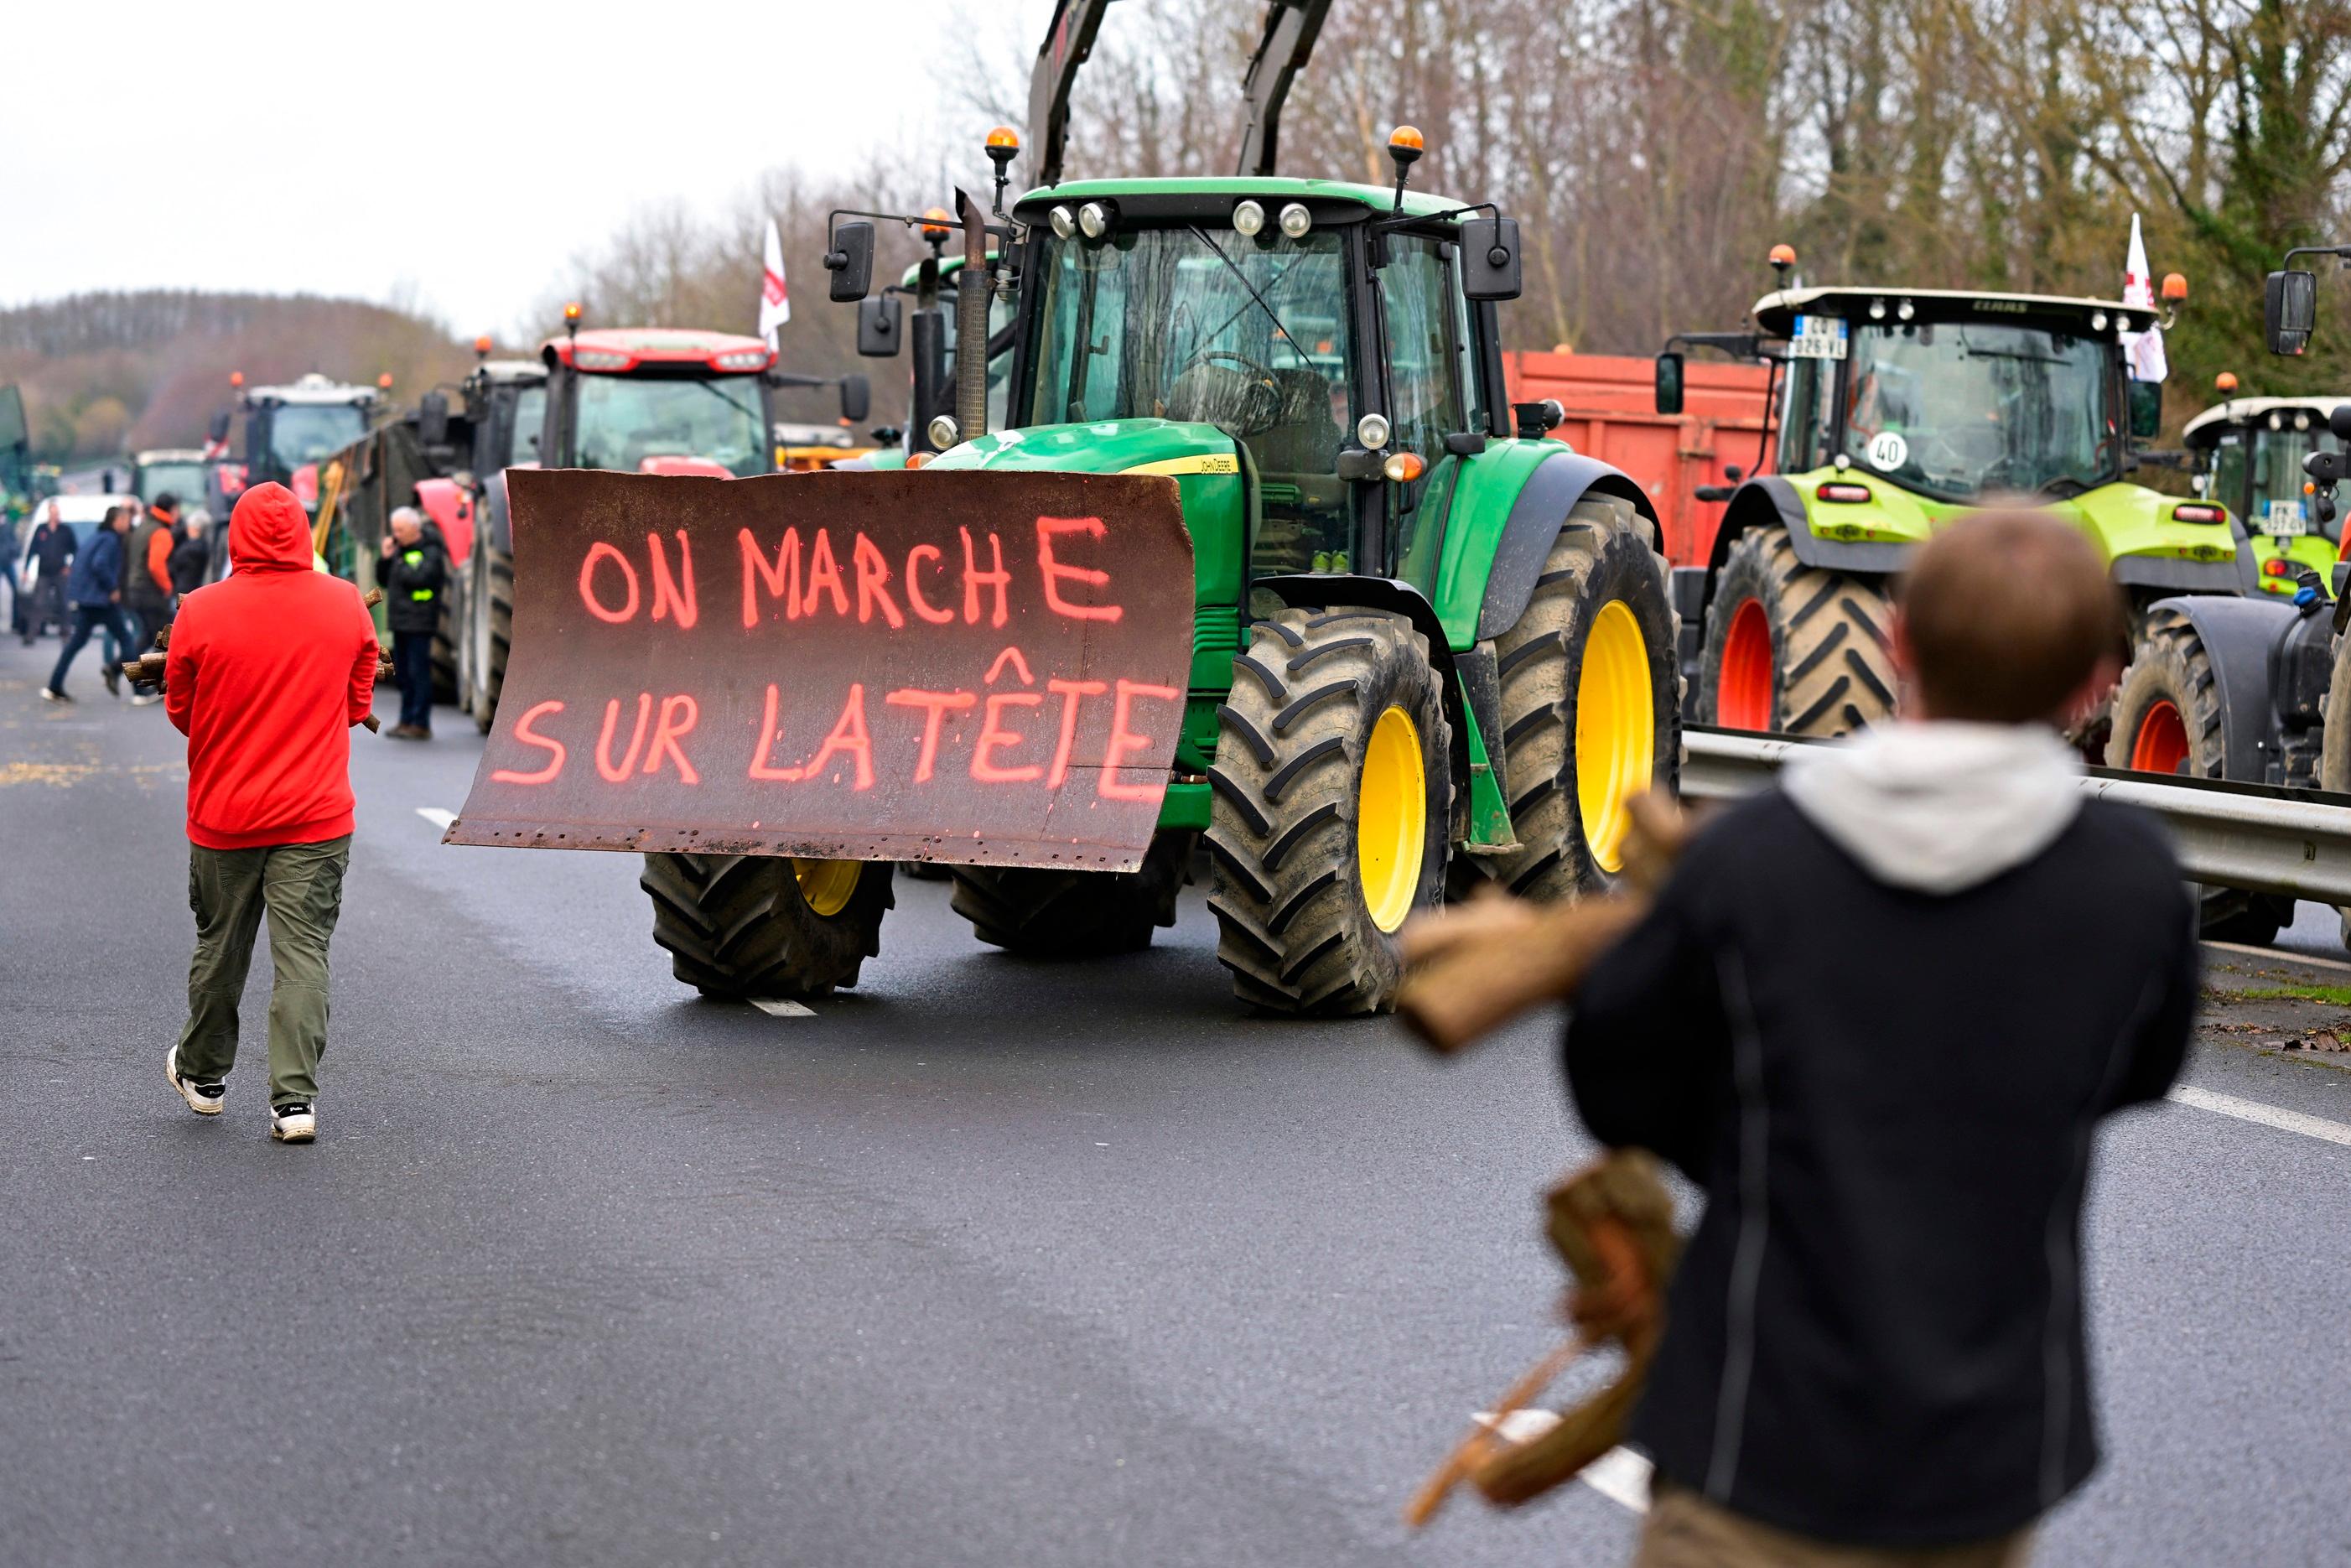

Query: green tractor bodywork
[934,175,1673,865]
[2182,393,2346,596]
[662,165,1680,1015]
[1679,285,2250,738]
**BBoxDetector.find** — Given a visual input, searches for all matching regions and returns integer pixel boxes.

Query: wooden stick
[1403,1333,1591,1529]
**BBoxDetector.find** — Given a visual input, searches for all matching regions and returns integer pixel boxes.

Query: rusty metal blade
[446,467,1195,872]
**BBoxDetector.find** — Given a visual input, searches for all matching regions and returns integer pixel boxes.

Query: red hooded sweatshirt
[166,483,381,849]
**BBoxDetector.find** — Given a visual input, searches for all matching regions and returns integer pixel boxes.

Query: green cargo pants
[178,835,351,1109]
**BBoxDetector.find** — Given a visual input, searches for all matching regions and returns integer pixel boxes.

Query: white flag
[2120,214,2167,383]
[759,218,791,350]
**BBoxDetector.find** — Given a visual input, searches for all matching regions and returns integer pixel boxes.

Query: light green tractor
[1658,262,2250,745]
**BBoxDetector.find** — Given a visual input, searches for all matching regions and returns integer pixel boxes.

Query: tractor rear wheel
[1486,496,1680,901]
[1207,608,1451,1015]
[430,588,460,704]
[468,541,514,735]
[1698,526,1895,736]
[948,832,1194,956]
[641,854,893,999]
[2110,607,2291,944]
[2321,631,2351,951]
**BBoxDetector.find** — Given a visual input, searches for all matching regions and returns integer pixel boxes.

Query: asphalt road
[3,627,2348,1567]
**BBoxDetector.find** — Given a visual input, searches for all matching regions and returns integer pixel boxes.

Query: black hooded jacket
[1565,767,2195,1547]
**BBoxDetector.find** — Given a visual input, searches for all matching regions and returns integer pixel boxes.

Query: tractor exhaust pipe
[954,187,989,447]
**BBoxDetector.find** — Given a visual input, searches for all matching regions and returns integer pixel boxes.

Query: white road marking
[415,807,456,830]
[2205,938,2351,976]
[1471,1411,1652,1514]
[750,999,814,1017]
[2170,1085,2351,1148]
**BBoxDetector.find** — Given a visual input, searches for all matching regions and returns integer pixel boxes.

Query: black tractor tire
[2106,605,2224,780]
[1485,495,1681,901]
[470,541,513,735]
[2109,607,2291,944]
[1206,607,1451,1015]
[430,589,460,704]
[948,831,1195,956]
[2321,631,2351,951]
[1697,525,1896,737]
[641,853,894,999]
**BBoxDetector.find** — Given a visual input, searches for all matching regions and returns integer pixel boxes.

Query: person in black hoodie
[1569,511,2196,1567]
[169,511,212,599]
[377,506,447,739]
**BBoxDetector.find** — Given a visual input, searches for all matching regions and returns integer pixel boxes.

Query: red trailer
[1503,350,1772,572]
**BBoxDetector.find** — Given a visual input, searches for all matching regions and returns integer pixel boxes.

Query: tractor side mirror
[206,411,231,445]
[2267,269,2317,356]
[2127,380,2162,440]
[418,391,449,449]
[1654,351,1686,417]
[1459,218,1522,301]
[826,221,876,303]
[839,374,872,424]
[2329,405,2351,444]
[856,295,903,358]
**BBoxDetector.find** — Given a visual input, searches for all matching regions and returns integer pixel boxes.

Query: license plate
[1788,314,1849,361]
[2265,501,2308,537]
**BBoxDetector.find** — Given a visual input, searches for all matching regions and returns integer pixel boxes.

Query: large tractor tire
[430,584,461,705]
[1698,525,1896,737]
[2320,632,2351,951]
[641,853,893,999]
[948,831,1194,956]
[1207,608,1451,1015]
[1486,496,1680,901]
[2109,607,2291,945]
[467,541,514,735]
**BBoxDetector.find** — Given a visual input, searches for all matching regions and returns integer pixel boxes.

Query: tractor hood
[926,419,1239,477]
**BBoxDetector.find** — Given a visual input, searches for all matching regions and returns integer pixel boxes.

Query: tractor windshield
[2231,423,2346,538]
[1027,226,1352,444]
[1841,322,2118,501]
[136,463,209,504]
[573,372,768,476]
[268,404,367,470]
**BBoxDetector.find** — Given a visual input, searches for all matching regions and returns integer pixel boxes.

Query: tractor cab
[2183,386,2348,594]
[206,371,383,517]
[973,172,1518,593]
[1752,288,2162,506]
[130,449,212,510]
[537,325,779,478]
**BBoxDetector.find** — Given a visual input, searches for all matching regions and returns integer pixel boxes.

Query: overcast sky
[5,0,1054,335]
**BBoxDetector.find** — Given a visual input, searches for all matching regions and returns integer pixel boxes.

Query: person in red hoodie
[162,482,381,1145]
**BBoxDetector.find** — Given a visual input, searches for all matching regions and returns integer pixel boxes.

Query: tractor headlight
[1356,413,1392,449]
[1049,205,1077,240]
[1233,200,1266,237]
[1077,201,1114,240]
[1278,202,1313,239]
[928,414,961,449]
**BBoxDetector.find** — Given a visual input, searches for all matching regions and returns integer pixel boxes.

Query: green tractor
[1659,259,2248,742]
[2182,373,2345,596]
[667,0,1681,1015]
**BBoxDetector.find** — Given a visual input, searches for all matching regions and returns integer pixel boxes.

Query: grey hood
[1781,721,2083,894]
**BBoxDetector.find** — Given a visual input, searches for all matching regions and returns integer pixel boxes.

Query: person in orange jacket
[122,493,181,705]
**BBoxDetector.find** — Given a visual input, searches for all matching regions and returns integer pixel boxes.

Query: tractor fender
[413,476,475,568]
[2150,592,2299,779]
[1709,475,1913,579]
[1474,450,1659,643]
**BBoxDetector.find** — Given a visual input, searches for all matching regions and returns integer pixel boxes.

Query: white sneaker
[271,1103,316,1143]
[129,691,163,707]
[165,1046,225,1115]
[39,687,70,704]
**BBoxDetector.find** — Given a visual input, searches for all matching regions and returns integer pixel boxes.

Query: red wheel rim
[1717,599,1774,730]
[2130,699,2188,774]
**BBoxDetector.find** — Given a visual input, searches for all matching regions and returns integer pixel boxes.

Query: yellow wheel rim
[793,858,863,918]
[1575,600,1656,875]
[1357,705,1426,934]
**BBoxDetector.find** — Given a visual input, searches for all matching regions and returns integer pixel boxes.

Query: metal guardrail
[1682,727,2351,904]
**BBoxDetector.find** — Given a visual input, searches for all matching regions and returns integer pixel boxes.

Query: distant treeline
[0,291,473,463]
